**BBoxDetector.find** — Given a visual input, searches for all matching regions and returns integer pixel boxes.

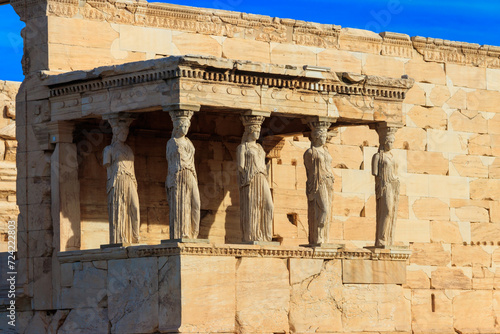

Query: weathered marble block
[61,261,107,309]
[108,257,159,334]
[159,254,236,333]
[236,257,290,333]
[342,259,406,284]
[289,259,343,333]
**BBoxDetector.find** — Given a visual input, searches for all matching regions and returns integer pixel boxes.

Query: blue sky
[1,0,499,82]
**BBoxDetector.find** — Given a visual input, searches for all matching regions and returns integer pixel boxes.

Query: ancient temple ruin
[2,0,500,333]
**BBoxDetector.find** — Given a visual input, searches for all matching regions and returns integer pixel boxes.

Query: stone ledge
[57,242,410,264]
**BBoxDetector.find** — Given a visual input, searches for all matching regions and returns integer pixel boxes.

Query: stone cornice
[57,242,411,264]
[46,55,414,102]
[412,36,500,68]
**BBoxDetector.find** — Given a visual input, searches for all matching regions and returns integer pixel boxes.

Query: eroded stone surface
[61,262,107,309]
[180,255,236,333]
[58,308,108,334]
[236,257,290,333]
[289,259,343,333]
[411,290,453,333]
[410,243,451,266]
[108,257,159,334]
[453,291,496,333]
[431,267,471,289]
[343,259,406,284]
[342,284,410,332]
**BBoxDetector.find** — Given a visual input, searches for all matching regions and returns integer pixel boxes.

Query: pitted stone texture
[289,259,342,333]
[410,243,451,266]
[158,255,181,332]
[158,255,236,333]
[412,198,450,221]
[108,257,159,334]
[430,221,464,244]
[58,308,108,334]
[405,269,430,289]
[61,262,107,309]
[236,257,289,333]
[405,59,446,85]
[343,259,406,284]
[342,284,411,332]
[411,290,453,333]
[453,290,497,333]
[431,267,471,290]
[407,106,447,130]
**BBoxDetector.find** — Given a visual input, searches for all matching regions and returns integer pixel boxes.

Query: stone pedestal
[55,243,411,333]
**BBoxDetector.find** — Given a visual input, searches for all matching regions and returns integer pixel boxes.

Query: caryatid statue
[371,124,400,248]
[237,114,274,242]
[304,120,335,245]
[103,114,140,244]
[166,109,201,240]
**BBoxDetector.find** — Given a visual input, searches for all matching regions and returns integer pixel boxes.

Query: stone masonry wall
[8,0,500,333]
[11,245,411,334]
[0,81,19,251]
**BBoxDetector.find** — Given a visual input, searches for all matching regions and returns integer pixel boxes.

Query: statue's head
[173,118,191,138]
[243,124,261,142]
[109,117,133,143]
[311,127,327,147]
[308,120,331,147]
[240,115,265,143]
[169,110,193,138]
[384,133,395,152]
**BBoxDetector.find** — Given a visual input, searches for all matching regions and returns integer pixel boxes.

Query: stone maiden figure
[103,115,140,244]
[237,115,274,242]
[371,130,400,247]
[304,121,334,245]
[166,110,201,240]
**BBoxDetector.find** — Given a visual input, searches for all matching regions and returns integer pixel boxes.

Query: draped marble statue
[304,121,334,245]
[166,110,201,240]
[103,115,140,244]
[237,115,274,242]
[371,127,400,247]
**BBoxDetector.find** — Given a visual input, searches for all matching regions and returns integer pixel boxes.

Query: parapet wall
[9,0,500,75]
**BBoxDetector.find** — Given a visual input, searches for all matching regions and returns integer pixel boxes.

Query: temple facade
[1,0,500,333]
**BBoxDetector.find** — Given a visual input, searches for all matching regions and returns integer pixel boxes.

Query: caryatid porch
[41,54,413,251]
[32,55,414,332]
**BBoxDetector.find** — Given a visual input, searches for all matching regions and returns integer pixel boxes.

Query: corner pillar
[48,121,81,252]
